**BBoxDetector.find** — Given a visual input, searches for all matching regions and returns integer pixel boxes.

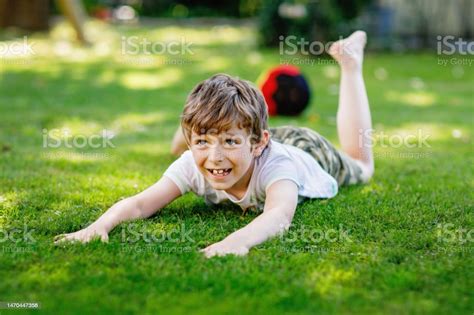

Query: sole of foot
[328,30,367,71]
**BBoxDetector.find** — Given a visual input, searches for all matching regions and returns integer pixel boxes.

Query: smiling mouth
[206,168,232,177]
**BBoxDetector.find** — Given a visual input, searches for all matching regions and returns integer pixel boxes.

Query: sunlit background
[0,1,473,314]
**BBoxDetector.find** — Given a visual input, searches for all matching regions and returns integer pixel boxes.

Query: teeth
[210,169,230,175]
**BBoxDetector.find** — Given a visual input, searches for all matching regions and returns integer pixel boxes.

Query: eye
[224,137,242,147]
[225,138,236,145]
[194,139,207,146]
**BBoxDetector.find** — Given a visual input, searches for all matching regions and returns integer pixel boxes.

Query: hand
[200,239,249,258]
[54,225,109,244]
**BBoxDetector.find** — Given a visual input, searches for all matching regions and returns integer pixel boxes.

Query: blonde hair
[181,74,268,144]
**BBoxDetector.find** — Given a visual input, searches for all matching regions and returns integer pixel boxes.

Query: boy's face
[189,125,268,193]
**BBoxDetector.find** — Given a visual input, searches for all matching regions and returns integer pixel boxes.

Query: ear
[253,130,270,157]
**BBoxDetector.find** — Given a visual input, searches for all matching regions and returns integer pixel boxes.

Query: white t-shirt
[163,140,338,212]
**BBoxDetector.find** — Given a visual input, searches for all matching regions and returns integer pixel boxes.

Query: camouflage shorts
[269,126,365,186]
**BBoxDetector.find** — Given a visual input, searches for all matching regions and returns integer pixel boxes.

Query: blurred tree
[258,0,374,47]
[0,0,89,45]
[408,0,443,48]
[140,0,244,17]
[59,0,263,18]
[56,0,90,44]
[459,0,472,39]
[0,0,49,31]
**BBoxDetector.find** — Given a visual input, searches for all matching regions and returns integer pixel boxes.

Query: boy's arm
[201,179,298,257]
[54,177,182,244]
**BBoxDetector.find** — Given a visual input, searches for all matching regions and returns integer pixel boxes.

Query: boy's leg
[270,126,367,186]
[329,31,374,181]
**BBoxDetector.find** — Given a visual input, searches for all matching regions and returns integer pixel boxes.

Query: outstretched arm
[54,177,182,244]
[201,179,298,257]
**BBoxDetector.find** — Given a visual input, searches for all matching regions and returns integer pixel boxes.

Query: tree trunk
[0,0,50,31]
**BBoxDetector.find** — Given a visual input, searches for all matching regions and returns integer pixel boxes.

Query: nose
[208,145,224,163]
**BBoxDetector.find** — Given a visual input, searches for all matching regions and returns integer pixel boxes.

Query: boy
[55,31,374,258]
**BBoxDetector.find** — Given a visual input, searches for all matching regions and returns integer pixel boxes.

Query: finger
[54,234,67,241]
[201,245,212,252]
[54,237,65,245]
[54,235,71,245]
[63,233,85,244]
[235,247,248,256]
[202,247,211,257]
[207,248,222,258]
[205,251,215,258]
[100,234,109,243]
[200,247,211,256]
[54,234,70,243]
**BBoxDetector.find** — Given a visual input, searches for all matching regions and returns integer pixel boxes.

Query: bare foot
[328,30,367,71]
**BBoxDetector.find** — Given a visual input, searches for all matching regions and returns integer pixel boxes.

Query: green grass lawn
[0,20,473,315]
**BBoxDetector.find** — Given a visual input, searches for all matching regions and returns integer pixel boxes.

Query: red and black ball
[259,65,311,116]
